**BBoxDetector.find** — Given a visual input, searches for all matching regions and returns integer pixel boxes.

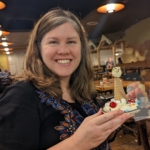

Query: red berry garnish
[128,100,131,103]
[109,102,117,108]
[130,99,135,103]
[128,99,135,103]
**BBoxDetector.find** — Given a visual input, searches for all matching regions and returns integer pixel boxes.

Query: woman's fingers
[97,113,130,132]
[92,113,131,143]
[87,109,128,124]
[94,110,125,125]
[97,108,103,115]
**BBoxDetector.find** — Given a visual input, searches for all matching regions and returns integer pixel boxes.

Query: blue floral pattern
[36,90,111,150]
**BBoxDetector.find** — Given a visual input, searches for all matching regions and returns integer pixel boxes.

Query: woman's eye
[48,41,58,44]
[67,41,76,44]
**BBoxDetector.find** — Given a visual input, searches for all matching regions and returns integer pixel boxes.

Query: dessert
[103,98,140,113]
[103,67,141,114]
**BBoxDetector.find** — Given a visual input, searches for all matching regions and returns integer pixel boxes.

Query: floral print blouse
[36,90,111,150]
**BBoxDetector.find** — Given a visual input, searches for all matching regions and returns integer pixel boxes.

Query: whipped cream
[103,98,140,112]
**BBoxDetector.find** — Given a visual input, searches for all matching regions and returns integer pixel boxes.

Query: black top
[0,81,111,150]
[106,61,114,68]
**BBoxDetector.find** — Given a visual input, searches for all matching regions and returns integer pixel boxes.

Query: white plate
[102,108,140,116]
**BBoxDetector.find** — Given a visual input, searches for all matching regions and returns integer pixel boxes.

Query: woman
[0,8,130,150]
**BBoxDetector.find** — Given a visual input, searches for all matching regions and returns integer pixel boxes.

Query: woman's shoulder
[12,80,35,88]
[0,80,39,104]
[7,80,36,94]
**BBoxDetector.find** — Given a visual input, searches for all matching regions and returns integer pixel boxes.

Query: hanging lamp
[0,1,6,10]
[0,47,13,51]
[0,36,13,46]
[0,25,10,36]
[97,1,125,13]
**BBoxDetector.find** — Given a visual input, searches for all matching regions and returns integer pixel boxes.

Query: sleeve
[112,61,114,66]
[0,85,40,150]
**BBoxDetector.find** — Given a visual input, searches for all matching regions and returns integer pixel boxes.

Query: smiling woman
[0,8,131,150]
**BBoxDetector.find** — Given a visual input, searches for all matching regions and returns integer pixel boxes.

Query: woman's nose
[57,44,70,55]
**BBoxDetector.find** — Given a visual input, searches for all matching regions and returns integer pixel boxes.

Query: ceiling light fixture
[0,1,5,10]
[6,51,10,54]
[3,51,13,55]
[0,36,13,46]
[0,41,13,46]
[4,47,9,51]
[106,3,115,13]
[97,2,125,13]
[0,25,10,36]
[0,47,13,51]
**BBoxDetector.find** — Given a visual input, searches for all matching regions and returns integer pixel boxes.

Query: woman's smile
[56,59,72,64]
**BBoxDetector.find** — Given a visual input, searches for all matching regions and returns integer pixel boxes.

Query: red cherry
[128,100,131,103]
[130,99,135,103]
[128,99,135,103]
[109,102,117,108]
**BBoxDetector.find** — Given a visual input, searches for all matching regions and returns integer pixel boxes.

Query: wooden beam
[112,46,116,66]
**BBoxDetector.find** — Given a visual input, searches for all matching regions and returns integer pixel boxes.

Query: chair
[122,118,150,150]
[121,118,141,145]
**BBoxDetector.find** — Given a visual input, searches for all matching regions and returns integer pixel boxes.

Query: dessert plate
[102,108,140,116]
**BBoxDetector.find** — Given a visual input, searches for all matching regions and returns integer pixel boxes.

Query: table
[95,72,109,80]
[94,80,150,92]
[94,80,134,92]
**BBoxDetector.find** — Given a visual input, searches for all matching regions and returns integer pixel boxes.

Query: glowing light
[6,51,10,54]
[2,41,8,46]
[106,3,115,13]
[4,47,9,51]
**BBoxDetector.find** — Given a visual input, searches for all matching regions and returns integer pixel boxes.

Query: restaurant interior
[0,0,150,149]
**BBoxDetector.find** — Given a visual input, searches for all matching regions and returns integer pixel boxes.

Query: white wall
[8,50,26,75]
[90,49,113,66]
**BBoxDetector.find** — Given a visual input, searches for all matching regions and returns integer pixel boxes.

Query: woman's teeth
[57,60,71,64]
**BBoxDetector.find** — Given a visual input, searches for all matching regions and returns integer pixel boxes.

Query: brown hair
[20,8,96,102]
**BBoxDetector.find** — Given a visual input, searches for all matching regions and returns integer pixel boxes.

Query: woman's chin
[58,74,71,79]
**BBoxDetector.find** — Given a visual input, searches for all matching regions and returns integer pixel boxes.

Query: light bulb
[2,41,8,46]
[106,3,115,13]
[2,37,6,40]
[6,51,10,54]
[4,48,9,51]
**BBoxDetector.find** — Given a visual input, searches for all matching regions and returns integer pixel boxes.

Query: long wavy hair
[20,8,96,102]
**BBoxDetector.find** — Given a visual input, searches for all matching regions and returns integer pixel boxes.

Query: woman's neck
[60,77,75,103]
[60,77,70,90]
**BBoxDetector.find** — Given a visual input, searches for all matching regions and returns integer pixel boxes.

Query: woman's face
[40,22,81,79]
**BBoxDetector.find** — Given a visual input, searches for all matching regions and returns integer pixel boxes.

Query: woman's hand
[126,82,147,100]
[71,109,130,150]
